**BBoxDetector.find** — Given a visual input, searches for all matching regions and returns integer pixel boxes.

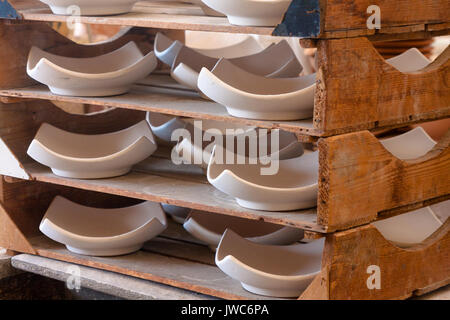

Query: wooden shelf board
[16,5,274,35]
[27,235,278,300]
[22,157,323,233]
[0,82,319,137]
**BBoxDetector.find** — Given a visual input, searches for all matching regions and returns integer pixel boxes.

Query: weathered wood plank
[324,221,450,300]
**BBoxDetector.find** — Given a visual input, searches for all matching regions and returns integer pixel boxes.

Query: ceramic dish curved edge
[201,0,292,27]
[183,213,304,251]
[193,37,264,59]
[27,120,157,179]
[146,111,189,146]
[386,48,431,73]
[39,196,167,256]
[216,229,324,297]
[207,147,318,211]
[154,33,184,66]
[181,0,225,16]
[198,59,315,120]
[39,0,139,16]
[27,42,157,97]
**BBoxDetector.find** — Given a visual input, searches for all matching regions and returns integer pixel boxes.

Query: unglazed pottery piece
[193,37,265,59]
[27,42,157,97]
[40,196,167,256]
[373,206,444,248]
[146,112,189,146]
[207,148,318,211]
[39,0,139,15]
[161,204,192,224]
[216,230,324,297]
[154,33,185,67]
[380,127,436,160]
[386,48,431,72]
[27,120,157,179]
[171,40,302,91]
[201,0,292,26]
[177,127,303,169]
[184,211,304,250]
[181,0,225,16]
[198,59,316,120]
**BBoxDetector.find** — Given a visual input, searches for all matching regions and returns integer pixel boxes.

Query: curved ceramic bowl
[198,59,316,120]
[146,112,189,146]
[161,204,192,224]
[216,230,324,297]
[373,206,444,248]
[177,127,303,169]
[27,120,157,179]
[201,0,292,26]
[27,42,157,97]
[154,33,185,67]
[181,0,225,16]
[380,127,436,160]
[184,211,304,250]
[40,196,167,256]
[39,0,138,15]
[207,148,318,211]
[386,48,431,72]
[171,40,302,91]
[193,37,265,59]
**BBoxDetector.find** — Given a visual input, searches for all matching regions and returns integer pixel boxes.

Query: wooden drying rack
[0,0,449,299]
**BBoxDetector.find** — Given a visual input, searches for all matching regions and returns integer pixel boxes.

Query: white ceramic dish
[373,206,444,248]
[193,37,265,59]
[201,0,292,26]
[171,40,302,91]
[184,211,304,250]
[27,120,157,179]
[39,0,139,15]
[386,48,431,72]
[161,204,192,224]
[198,59,316,120]
[177,127,303,169]
[146,112,189,146]
[207,148,318,211]
[181,0,225,16]
[40,196,167,256]
[216,230,324,297]
[27,42,157,97]
[380,127,436,160]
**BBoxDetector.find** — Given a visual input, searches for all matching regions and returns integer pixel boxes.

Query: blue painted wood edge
[273,0,321,38]
[0,0,21,19]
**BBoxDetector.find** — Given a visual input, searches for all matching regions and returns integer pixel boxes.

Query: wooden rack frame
[0,100,448,232]
[1,0,449,39]
[0,0,448,300]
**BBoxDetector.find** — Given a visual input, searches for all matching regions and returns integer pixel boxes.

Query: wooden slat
[23,160,322,232]
[0,84,318,136]
[28,235,276,300]
[323,221,450,300]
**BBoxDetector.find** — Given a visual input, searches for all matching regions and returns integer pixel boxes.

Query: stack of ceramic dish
[184,211,304,250]
[180,0,225,16]
[161,203,192,224]
[27,120,157,179]
[27,42,157,97]
[216,230,324,297]
[201,0,292,26]
[40,196,167,256]
[39,0,140,15]
[154,33,302,94]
